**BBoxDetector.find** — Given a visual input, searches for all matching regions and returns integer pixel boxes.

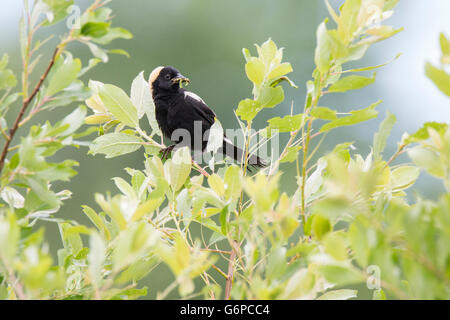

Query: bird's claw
[160,145,175,160]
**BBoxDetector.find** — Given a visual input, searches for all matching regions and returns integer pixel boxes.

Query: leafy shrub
[0,0,448,300]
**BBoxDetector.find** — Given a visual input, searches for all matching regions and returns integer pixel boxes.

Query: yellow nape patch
[149,66,164,90]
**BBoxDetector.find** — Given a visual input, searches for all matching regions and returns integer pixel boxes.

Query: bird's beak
[171,73,190,87]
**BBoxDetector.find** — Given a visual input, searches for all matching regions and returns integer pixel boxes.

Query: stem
[228,120,253,299]
[211,264,229,279]
[268,129,300,176]
[300,118,313,226]
[201,271,215,300]
[192,160,209,177]
[224,244,237,300]
[384,144,406,169]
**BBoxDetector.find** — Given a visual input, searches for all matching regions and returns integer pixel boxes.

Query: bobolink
[149,66,266,169]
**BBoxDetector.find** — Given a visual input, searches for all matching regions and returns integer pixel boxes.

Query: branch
[224,244,237,299]
[0,48,60,173]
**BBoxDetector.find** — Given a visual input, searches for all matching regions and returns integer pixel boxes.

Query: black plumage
[149,66,266,169]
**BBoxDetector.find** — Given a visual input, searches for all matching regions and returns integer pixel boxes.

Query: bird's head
[149,66,190,96]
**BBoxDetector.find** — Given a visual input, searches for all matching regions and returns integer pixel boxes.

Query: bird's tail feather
[222,139,267,170]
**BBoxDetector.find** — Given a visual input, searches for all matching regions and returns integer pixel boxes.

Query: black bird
[148,66,266,169]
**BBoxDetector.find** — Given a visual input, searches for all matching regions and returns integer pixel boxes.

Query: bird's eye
[165,74,171,80]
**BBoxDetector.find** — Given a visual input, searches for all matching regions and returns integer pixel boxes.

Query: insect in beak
[171,74,190,88]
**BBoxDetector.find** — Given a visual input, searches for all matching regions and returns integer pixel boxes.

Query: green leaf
[315,21,332,73]
[311,214,331,240]
[90,132,142,158]
[258,38,278,66]
[337,0,362,44]
[86,42,109,63]
[337,44,369,64]
[242,47,252,62]
[245,58,265,85]
[88,232,106,287]
[112,177,136,200]
[0,186,24,208]
[0,214,20,263]
[96,194,127,231]
[268,63,293,80]
[46,53,81,97]
[131,197,164,222]
[43,81,91,110]
[82,205,111,240]
[59,105,87,135]
[42,0,74,26]
[407,146,445,178]
[92,27,133,45]
[325,0,339,23]
[324,232,347,261]
[166,147,191,192]
[258,86,284,108]
[0,59,17,89]
[266,246,287,278]
[364,26,403,44]
[319,100,381,132]
[344,53,402,73]
[267,114,307,133]
[373,111,396,161]
[404,122,448,144]
[280,146,302,163]
[25,177,60,209]
[348,218,370,267]
[384,0,399,11]
[390,166,420,190]
[224,165,242,200]
[425,62,450,97]
[270,76,298,89]
[115,258,157,285]
[81,22,110,38]
[311,107,337,120]
[206,118,224,154]
[373,288,387,300]
[208,174,225,197]
[236,99,261,122]
[440,33,450,64]
[328,73,376,93]
[131,198,164,221]
[109,49,130,58]
[85,114,111,125]
[320,265,364,286]
[0,53,9,70]
[79,58,102,76]
[317,289,357,300]
[131,71,153,120]
[99,84,138,127]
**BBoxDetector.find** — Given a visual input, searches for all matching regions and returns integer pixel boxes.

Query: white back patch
[185,91,204,103]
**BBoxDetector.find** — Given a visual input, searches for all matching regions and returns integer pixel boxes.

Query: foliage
[426,32,450,97]
[0,0,449,300]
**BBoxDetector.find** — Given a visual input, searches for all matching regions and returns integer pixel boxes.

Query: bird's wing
[183,91,216,125]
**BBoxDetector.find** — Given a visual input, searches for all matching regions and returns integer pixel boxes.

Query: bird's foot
[160,144,175,160]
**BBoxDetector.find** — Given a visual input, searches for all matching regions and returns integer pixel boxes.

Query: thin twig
[211,264,229,280]
[384,144,406,169]
[300,118,313,225]
[224,243,237,299]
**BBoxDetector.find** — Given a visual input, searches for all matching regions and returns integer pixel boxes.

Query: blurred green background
[1,0,449,298]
